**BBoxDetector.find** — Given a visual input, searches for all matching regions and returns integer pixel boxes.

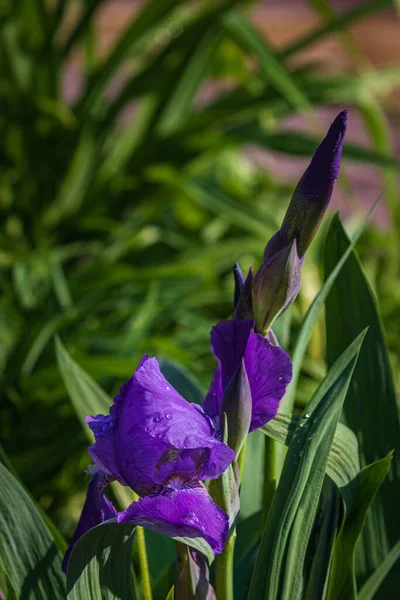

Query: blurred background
[0,0,399,542]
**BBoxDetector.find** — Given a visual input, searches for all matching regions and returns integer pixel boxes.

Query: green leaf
[0,462,65,599]
[261,413,360,490]
[358,540,400,600]
[43,128,97,227]
[281,206,375,415]
[55,337,131,509]
[156,27,223,135]
[327,453,392,600]
[66,521,136,600]
[248,331,366,600]
[324,216,400,595]
[222,12,310,113]
[279,0,394,60]
[79,0,185,113]
[304,479,342,600]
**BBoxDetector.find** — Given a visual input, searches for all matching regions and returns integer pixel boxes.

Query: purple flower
[264,110,347,261]
[203,320,292,432]
[63,356,234,572]
[251,111,347,334]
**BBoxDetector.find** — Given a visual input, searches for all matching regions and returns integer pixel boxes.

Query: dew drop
[305,412,311,418]
[166,386,170,391]
[278,376,283,381]
[184,512,196,521]
[299,422,305,428]
[165,413,173,420]
[153,414,163,423]
[296,438,301,444]
[299,450,304,457]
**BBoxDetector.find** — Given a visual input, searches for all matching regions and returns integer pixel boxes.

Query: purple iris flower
[203,319,292,432]
[63,356,234,573]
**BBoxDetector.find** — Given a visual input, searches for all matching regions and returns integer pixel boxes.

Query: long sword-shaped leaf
[66,521,136,600]
[222,12,311,113]
[281,206,376,415]
[327,453,392,600]
[324,216,400,597]
[357,540,400,600]
[248,331,366,600]
[261,413,360,490]
[0,463,66,600]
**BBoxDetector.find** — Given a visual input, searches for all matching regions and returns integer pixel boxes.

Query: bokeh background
[1,0,399,544]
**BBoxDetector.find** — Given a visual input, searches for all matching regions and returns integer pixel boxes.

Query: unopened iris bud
[220,359,252,456]
[252,239,302,335]
[233,266,254,321]
[279,110,347,258]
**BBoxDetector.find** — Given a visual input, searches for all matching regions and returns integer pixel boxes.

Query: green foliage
[325,217,400,596]
[66,522,137,600]
[0,462,65,599]
[248,331,365,600]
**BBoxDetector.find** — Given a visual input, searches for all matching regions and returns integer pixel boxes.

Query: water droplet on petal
[153,414,163,423]
[165,413,173,420]
[166,386,170,391]
[278,376,283,381]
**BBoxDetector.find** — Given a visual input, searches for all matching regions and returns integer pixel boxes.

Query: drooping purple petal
[87,357,234,496]
[62,471,116,573]
[117,483,228,555]
[204,320,292,431]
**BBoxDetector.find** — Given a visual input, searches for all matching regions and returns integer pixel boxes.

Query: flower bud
[220,359,252,456]
[232,266,254,321]
[252,239,302,335]
[280,110,347,258]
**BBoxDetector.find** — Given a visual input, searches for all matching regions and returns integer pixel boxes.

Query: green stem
[263,436,277,523]
[215,528,236,600]
[133,493,153,600]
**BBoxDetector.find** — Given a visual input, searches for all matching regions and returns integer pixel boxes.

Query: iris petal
[117,483,228,555]
[62,471,116,573]
[204,320,292,431]
[87,357,234,495]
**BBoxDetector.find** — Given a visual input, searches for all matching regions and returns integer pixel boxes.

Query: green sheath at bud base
[252,239,302,335]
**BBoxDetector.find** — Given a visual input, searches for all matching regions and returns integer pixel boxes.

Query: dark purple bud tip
[281,110,348,257]
[310,109,347,181]
[233,262,245,308]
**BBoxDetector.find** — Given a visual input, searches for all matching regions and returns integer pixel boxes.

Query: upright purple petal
[117,483,228,555]
[62,471,116,573]
[244,329,292,430]
[204,320,292,430]
[87,357,234,496]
